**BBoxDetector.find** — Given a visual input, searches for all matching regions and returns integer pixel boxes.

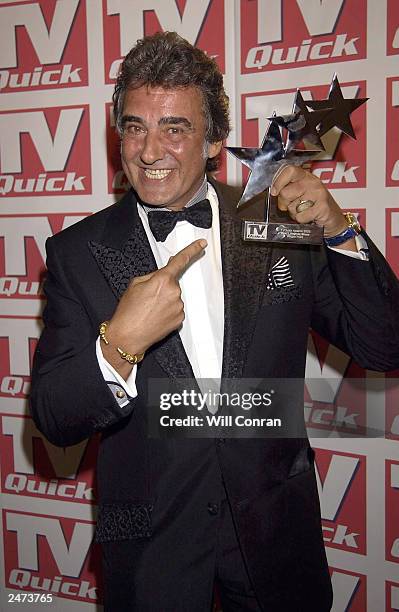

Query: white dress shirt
[96,179,368,406]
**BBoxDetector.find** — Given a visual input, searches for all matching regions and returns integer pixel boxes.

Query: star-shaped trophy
[227,75,367,244]
[227,111,324,244]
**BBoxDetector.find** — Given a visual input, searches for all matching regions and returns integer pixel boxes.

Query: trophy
[226,75,368,244]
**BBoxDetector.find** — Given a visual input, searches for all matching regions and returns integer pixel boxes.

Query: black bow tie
[147,199,212,242]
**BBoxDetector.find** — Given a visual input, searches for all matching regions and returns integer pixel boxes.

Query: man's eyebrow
[158,116,193,129]
[120,115,144,126]
[120,115,194,129]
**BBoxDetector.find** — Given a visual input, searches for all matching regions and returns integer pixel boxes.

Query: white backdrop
[0,1,398,610]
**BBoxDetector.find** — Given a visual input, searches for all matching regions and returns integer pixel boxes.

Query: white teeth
[144,169,172,180]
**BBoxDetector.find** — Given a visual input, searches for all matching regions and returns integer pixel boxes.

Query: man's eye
[124,125,144,136]
[167,127,184,135]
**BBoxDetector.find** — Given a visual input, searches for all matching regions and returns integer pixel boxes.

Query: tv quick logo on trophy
[330,569,366,611]
[0,415,96,502]
[315,449,366,555]
[241,0,366,73]
[3,510,101,602]
[387,78,399,186]
[227,75,367,243]
[386,461,399,563]
[0,0,88,93]
[103,0,225,83]
[0,106,91,197]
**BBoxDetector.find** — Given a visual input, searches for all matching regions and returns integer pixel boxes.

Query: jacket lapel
[212,181,272,381]
[88,190,195,380]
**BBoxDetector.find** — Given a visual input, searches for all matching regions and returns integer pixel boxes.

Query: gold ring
[296,199,315,213]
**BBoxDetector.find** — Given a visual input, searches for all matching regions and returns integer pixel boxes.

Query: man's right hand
[101,239,207,377]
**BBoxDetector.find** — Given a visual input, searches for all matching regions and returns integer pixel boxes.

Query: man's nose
[140,130,163,165]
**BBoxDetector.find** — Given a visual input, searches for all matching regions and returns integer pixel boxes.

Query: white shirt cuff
[327,234,369,260]
[96,337,138,406]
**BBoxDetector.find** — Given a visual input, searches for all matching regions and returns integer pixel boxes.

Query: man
[31,32,399,611]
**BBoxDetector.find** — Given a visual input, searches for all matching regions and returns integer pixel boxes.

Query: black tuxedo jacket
[31,180,399,611]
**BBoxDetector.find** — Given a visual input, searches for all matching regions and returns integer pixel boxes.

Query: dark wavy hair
[113,31,230,171]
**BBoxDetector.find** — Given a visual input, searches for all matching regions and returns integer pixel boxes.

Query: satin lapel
[88,190,194,380]
[215,183,272,381]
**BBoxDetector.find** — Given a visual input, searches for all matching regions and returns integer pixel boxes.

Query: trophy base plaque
[241,193,323,245]
[242,220,323,244]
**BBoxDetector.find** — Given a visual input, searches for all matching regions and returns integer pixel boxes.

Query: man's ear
[207,141,223,159]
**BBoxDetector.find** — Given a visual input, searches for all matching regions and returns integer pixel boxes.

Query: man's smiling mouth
[143,169,173,180]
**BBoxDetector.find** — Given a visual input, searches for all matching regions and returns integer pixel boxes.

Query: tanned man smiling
[31,32,399,612]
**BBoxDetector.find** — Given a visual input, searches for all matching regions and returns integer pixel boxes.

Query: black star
[226,118,319,207]
[306,74,368,139]
[270,90,332,152]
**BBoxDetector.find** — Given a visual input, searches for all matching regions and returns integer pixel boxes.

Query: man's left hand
[270,165,351,241]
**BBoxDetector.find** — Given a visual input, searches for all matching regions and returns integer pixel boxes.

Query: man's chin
[136,193,172,207]
[132,184,182,209]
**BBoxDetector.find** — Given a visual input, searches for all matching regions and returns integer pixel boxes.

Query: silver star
[270,90,332,152]
[226,118,319,207]
[306,74,368,139]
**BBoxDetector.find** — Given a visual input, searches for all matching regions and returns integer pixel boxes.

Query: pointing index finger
[165,239,207,278]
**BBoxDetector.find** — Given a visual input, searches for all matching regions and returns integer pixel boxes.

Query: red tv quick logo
[103,0,225,83]
[387,0,399,55]
[241,0,366,74]
[315,449,366,554]
[0,318,38,401]
[0,106,91,197]
[305,289,371,438]
[0,415,98,504]
[386,209,399,279]
[106,103,128,195]
[4,510,102,603]
[387,581,399,611]
[305,331,368,435]
[386,461,399,563]
[330,568,366,612]
[0,0,88,93]
[0,214,87,300]
[240,82,367,189]
[0,214,87,400]
[0,317,40,379]
[387,78,399,186]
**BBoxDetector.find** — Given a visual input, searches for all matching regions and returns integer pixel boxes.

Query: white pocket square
[266,256,294,290]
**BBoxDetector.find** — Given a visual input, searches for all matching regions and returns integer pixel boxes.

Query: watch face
[345,213,362,233]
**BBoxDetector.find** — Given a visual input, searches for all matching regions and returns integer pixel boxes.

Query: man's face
[120,85,222,211]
